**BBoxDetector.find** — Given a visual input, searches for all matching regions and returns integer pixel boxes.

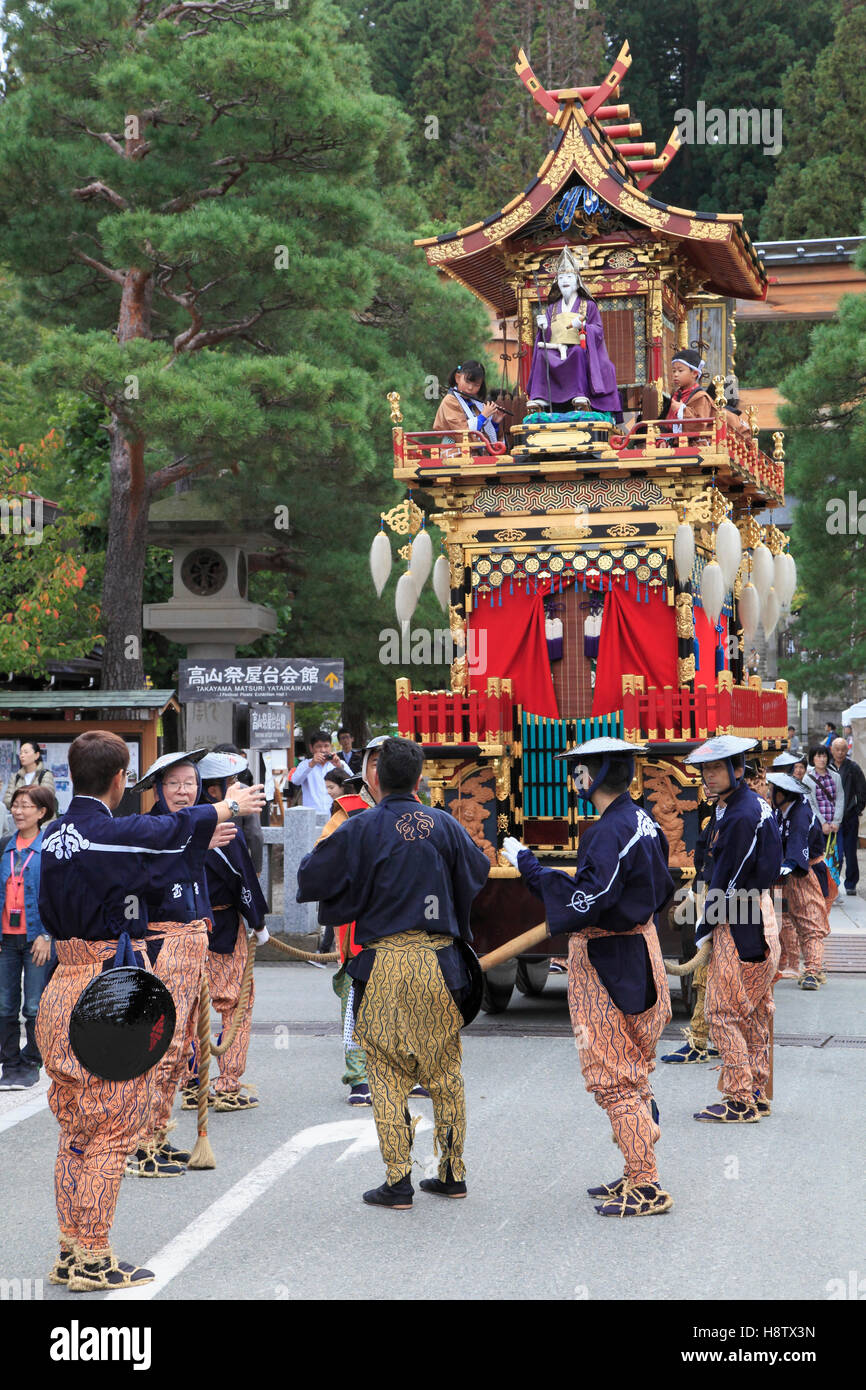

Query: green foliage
[777,234,866,701]
[0,0,489,703]
[760,3,866,238]
[736,321,814,391]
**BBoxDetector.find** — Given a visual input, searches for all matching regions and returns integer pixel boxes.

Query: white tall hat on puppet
[131,748,208,794]
[555,245,588,287]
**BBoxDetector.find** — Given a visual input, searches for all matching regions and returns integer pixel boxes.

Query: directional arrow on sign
[324,671,341,689]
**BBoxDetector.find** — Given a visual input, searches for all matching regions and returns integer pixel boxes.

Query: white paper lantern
[369,529,392,597]
[751,542,774,606]
[715,518,742,591]
[773,551,787,601]
[700,560,726,628]
[763,586,780,638]
[778,551,797,609]
[432,554,450,612]
[395,571,418,627]
[409,526,433,592]
[738,582,760,645]
[674,522,696,584]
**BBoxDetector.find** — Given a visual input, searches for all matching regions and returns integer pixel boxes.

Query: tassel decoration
[369,528,392,598]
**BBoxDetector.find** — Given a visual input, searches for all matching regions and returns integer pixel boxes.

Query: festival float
[371,43,794,1011]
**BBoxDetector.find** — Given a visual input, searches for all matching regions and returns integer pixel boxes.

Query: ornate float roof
[415,44,768,316]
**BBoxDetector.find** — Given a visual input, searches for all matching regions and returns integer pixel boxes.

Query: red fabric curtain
[592,582,678,716]
[467,584,559,717]
[693,606,729,685]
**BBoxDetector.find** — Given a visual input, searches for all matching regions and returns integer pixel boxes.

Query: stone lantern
[143,483,281,746]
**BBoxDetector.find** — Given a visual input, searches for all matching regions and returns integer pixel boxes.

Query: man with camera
[289,731,354,814]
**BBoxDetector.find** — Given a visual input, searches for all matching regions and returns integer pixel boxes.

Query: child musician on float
[503,738,675,1218]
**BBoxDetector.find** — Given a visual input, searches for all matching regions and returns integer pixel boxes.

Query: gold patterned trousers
[353,930,466,1185]
[690,960,710,1050]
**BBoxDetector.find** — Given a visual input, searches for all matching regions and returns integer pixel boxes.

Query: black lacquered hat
[70,935,176,1081]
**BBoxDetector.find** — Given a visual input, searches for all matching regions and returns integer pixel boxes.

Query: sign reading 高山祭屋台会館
[178,659,344,702]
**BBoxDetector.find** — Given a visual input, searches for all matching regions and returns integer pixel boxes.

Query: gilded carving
[607,522,639,538]
[427,238,465,262]
[382,497,423,536]
[452,770,498,864]
[677,654,696,685]
[675,591,694,638]
[482,203,535,241]
[450,656,467,694]
[386,391,403,424]
[642,764,699,868]
[493,528,527,543]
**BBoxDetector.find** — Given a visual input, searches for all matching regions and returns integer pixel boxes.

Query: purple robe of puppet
[526,297,621,413]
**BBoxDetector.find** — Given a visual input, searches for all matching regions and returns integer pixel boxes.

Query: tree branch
[71,181,129,210]
[70,248,125,285]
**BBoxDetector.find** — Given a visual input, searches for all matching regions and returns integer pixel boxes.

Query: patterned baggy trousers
[207,928,255,1092]
[705,893,780,1105]
[146,919,209,1137]
[36,938,155,1251]
[568,919,671,1185]
[353,931,465,1184]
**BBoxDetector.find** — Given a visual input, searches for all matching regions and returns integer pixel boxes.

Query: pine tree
[778,224,866,702]
[0,0,486,705]
[760,1,866,238]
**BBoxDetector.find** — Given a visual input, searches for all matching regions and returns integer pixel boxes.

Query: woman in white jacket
[803,745,845,834]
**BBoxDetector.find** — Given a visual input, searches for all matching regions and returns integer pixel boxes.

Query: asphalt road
[2,964,864,1302]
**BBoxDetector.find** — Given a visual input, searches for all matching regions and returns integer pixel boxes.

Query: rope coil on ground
[266,937,340,964]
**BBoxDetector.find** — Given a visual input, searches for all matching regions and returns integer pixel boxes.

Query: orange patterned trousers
[207,929,254,1092]
[705,897,780,1105]
[35,938,154,1251]
[145,920,208,1136]
[779,870,829,975]
[568,919,672,1185]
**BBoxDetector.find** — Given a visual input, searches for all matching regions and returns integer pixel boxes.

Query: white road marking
[107,1116,429,1301]
[0,1092,48,1133]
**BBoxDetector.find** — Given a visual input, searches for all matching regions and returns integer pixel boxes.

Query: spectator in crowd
[336,729,363,775]
[324,767,349,800]
[844,724,854,753]
[830,736,866,896]
[803,745,844,841]
[3,739,56,810]
[823,722,837,748]
[0,783,57,1090]
[289,732,353,814]
[792,759,807,783]
[746,648,760,677]
[212,742,263,872]
[786,726,803,757]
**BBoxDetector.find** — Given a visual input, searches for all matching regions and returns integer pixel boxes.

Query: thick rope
[187,975,216,1170]
[663,940,711,977]
[266,936,340,963]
